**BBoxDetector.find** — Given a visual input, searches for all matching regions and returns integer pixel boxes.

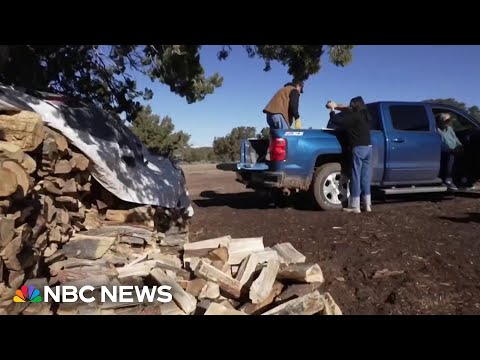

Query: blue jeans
[350,145,372,208]
[266,113,289,129]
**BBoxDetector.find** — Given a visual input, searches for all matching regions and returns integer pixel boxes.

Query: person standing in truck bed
[263,80,303,129]
[327,96,373,213]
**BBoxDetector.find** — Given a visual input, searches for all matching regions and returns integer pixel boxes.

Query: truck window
[389,105,430,131]
[367,104,380,130]
[431,108,477,132]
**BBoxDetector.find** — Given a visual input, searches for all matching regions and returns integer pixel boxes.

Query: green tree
[0,45,354,122]
[468,105,480,121]
[131,105,190,156]
[423,98,480,121]
[213,126,257,162]
[257,127,271,140]
[184,147,216,163]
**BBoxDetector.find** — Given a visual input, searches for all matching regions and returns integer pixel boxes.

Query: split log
[43,243,58,258]
[262,291,324,315]
[235,249,278,285]
[159,301,186,315]
[34,232,48,249]
[227,237,264,265]
[277,263,324,284]
[183,235,231,251]
[150,268,197,314]
[117,261,156,278]
[62,236,115,260]
[48,226,62,243]
[43,195,56,223]
[211,260,230,274]
[186,278,208,297]
[194,260,243,298]
[61,178,78,194]
[204,302,246,315]
[55,197,78,213]
[0,141,36,174]
[199,282,220,300]
[42,138,57,160]
[0,236,22,270]
[54,160,72,174]
[322,292,342,315]
[58,267,117,284]
[1,159,30,196]
[44,127,68,152]
[209,246,229,263]
[63,258,108,269]
[44,249,66,265]
[275,282,323,303]
[0,199,11,211]
[183,250,212,272]
[218,300,237,311]
[8,270,25,289]
[0,110,44,151]
[81,225,153,242]
[119,236,145,246]
[0,168,17,197]
[0,216,16,249]
[83,210,101,230]
[96,200,108,212]
[79,182,92,192]
[273,242,306,265]
[42,180,63,195]
[249,259,280,304]
[70,153,89,171]
[106,206,155,224]
[56,209,70,227]
[147,253,182,269]
[63,274,111,289]
[239,281,284,315]
[49,261,65,276]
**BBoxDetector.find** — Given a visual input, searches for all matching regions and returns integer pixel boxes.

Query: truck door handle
[392,138,405,143]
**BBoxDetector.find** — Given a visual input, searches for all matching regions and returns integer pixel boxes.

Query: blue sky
[135,45,480,147]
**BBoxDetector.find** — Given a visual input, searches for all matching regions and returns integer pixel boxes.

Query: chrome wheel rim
[322,172,349,205]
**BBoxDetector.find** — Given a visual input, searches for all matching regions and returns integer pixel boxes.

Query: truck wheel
[312,163,349,210]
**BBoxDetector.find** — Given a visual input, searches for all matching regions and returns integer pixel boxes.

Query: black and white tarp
[0,85,193,217]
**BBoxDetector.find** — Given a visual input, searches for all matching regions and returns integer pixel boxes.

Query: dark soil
[184,164,480,315]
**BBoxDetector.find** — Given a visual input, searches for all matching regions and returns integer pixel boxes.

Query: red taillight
[269,138,287,161]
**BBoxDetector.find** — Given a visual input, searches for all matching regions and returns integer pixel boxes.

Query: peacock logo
[13,285,43,303]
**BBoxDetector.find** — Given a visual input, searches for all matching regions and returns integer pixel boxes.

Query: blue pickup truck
[219,101,480,210]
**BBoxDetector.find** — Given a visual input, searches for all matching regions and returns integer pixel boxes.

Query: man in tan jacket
[263,80,303,129]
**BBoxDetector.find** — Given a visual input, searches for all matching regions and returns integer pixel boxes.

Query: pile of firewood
[0,110,188,311]
[1,226,341,315]
[0,109,341,315]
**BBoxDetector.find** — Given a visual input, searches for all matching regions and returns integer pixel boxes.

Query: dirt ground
[182,163,480,315]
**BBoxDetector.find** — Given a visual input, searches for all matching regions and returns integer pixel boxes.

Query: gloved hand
[295,118,302,129]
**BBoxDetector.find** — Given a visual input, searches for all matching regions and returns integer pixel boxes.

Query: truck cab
[220,101,480,210]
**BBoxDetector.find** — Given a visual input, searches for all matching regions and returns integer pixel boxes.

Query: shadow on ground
[194,190,323,210]
[193,190,457,210]
[439,213,480,224]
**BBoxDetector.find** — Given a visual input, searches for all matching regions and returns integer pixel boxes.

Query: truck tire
[311,163,349,211]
